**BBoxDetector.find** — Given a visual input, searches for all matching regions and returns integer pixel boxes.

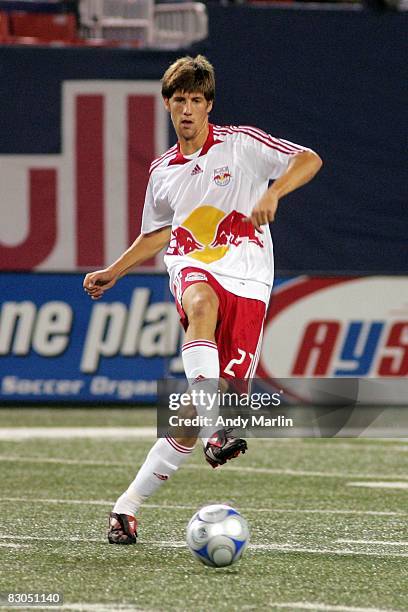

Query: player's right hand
[83,269,117,300]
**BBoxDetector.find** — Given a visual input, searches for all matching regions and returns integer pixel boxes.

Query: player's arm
[83,226,171,300]
[249,150,323,231]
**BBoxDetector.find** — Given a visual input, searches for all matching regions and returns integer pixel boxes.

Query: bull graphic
[167,226,204,256]
[210,211,263,248]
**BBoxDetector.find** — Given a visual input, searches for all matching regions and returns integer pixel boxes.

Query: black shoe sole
[205,439,247,468]
[108,535,137,545]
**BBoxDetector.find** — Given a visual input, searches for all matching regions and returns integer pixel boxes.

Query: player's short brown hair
[161,55,215,102]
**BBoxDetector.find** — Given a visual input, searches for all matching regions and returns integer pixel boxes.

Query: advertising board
[1,274,406,404]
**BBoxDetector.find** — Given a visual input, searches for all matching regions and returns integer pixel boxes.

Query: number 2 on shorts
[224,349,254,378]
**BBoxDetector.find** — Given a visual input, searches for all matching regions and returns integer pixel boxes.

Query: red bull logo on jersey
[258,277,408,379]
[213,166,232,186]
[166,205,263,263]
[167,227,204,256]
[211,211,263,248]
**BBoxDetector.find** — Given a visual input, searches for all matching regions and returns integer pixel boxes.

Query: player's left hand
[248,190,279,232]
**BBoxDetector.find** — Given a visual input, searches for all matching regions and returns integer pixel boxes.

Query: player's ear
[207,100,213,114]
[163,97,171,112]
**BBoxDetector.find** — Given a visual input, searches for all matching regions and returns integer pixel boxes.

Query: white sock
[182,339,220,381]
[113,436,193,516]
[182,339,220,445]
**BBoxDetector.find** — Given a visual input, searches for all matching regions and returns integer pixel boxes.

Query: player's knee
[185,291,218,322]
[187,295,208,321]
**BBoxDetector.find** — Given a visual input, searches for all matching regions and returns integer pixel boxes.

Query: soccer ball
[186,503,249,567]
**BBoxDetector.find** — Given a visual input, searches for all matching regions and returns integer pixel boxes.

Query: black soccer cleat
[204,428,247,468]
[108,512,138,545]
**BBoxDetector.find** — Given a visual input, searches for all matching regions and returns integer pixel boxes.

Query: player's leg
[182,281,219,343]
[108,281,220,544]
[203,293,266,467]
[108,275,250,543]
[177,281,220,443]
[181,281,219,401]
[174,270,247,464]
[109,429,197,544]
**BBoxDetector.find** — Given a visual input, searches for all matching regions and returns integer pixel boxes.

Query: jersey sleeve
[141,174,174,234]
[238,127,310,181]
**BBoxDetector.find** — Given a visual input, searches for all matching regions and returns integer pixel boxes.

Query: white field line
[1,453,407,482]
[0,535,186,549]
[0,542,29,548]
[305,443,408,453]
[0,534,185,548]
[0,497,406,517]
[304,442,408,454]
[258,438,408,443]
[255,440,408,453]
[249,543,408,558]
[1,428,407,451]
[0,534,102,543]
[348,482,408,490]
[0,535,407,558]
[334,443,408,453]
[269,603,398,612]
[337,539,408,546]
[185,464,408,480]
[0,455,137,467]
[0,427,157,440]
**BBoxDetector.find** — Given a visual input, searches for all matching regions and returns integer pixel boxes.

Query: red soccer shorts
[173,267,266,380]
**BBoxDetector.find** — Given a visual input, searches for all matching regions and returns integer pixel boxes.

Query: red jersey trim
[213,126,300,155]
[235,125,305,153]
[213,125,304,155]
[149,144,178,175]
[168,124,223,167]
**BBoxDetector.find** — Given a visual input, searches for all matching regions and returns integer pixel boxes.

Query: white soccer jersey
[141,124,309,304]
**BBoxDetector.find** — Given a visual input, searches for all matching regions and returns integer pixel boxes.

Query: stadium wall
[0,7,406,273]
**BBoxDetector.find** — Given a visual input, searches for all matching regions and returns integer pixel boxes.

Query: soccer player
[83,55,322,544]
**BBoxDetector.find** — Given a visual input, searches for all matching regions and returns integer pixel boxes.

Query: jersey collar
[169,124,222,166]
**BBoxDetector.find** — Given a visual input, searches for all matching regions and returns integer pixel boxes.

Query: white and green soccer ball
[186,504,250,568]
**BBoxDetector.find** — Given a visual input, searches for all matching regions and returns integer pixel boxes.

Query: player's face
[164,90,213,144]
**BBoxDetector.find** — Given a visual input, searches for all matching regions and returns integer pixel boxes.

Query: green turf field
[0,409,407,612]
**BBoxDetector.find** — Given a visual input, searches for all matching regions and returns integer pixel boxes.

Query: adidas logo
[191,164,203,176]
[153,472,169,481]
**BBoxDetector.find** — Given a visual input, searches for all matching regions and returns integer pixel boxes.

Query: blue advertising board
[0,273,288,404]
[0,272,183,403]
[1,273,407,404]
